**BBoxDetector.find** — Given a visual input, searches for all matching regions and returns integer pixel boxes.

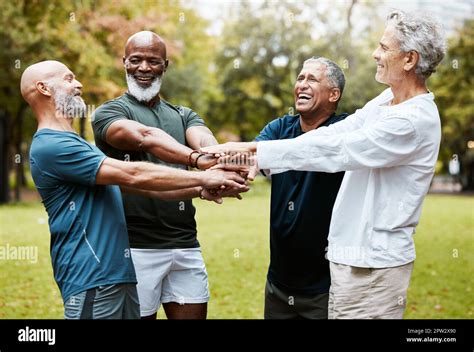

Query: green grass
[0,182,472,319]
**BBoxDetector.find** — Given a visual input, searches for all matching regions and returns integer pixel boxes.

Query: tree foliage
[207,0,382,140]
[0,1,472,203]
[430,19,474,189]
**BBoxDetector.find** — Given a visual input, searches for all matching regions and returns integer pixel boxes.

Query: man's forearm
[106,121,195,166]
[127,161,204,191]
[198,133,218,148]
[142,128,194,166]
[120,185,201,200]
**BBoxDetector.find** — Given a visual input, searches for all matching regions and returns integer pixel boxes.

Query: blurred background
[0,0,473,201]
[0,0,472,318]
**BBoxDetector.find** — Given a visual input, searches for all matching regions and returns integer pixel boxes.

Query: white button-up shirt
[257,88,441,268]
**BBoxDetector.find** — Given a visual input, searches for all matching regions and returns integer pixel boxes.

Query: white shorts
[130,248,210,317]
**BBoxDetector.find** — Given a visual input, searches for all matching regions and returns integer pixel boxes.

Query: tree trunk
[14,105,26,202]
[464,161,474,191]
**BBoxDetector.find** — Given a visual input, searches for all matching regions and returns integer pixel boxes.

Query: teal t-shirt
[29,129,137,302]
[91,93,206,249]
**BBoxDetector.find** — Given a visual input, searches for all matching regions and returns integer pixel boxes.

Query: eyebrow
[64,73,75,79]
[379,41,389,49]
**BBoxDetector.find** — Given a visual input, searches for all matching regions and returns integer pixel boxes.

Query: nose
[138,60,151,72]
[296,77,309,90]
[372,47,380,61]
[75,79,83,90]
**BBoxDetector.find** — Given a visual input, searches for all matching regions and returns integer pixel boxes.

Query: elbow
[107,126,150,152]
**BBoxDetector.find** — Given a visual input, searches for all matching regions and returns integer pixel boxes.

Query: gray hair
[303,57,345,97]
[387,9,446,80]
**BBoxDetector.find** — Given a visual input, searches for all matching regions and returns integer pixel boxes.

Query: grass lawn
[0,180,472,319]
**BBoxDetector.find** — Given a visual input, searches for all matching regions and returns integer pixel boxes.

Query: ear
[404,50,419,72]
[328,87,341,104]
[35,81,52,97]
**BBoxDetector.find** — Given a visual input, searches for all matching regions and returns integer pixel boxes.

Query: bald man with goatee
[22,60,246,319]
[92,30,243,320]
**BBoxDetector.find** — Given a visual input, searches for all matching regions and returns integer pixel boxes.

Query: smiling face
[48,67,86,118]
[123,32,168,102]
[124,34,168,86]
[372,26,408,85]
[294,61,337,117]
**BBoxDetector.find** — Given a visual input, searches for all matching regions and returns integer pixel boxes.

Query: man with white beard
[92,31,243,319]
[22,60,246,319]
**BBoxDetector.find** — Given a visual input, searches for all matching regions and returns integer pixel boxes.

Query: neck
[299,109,334,132]
[389,75,428,105]
[146,94,160,107]
[35,107,75,133]
[128,91,161,107]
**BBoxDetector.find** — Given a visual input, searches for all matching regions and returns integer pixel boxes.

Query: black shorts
[264,280,329,319]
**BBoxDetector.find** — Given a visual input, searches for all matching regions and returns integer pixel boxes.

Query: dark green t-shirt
[91,93,206,249]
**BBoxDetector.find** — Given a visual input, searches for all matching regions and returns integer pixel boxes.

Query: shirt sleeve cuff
[257,140,281,170]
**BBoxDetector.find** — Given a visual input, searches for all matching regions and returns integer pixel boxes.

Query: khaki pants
[328,261,414,319]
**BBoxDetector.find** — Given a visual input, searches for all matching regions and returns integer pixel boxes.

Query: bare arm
[95,157,246,191]
[186,126,218,149]
[186,126,219,169]
[105,120,196,166]
[120,185,201,200]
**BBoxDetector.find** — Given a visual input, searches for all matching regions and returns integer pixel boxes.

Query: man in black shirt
[255,57,347,319]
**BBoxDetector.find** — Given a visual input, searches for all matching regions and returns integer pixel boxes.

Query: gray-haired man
[255,57,348,319]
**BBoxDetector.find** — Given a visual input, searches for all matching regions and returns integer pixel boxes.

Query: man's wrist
[195,153,206,169]
[198,186,205,200]
[196,154,217,170]
[188,150,200,167]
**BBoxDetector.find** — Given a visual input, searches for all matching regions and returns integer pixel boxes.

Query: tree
[207,0,382,141]
[0,0,214,202]
[430,19,474,190]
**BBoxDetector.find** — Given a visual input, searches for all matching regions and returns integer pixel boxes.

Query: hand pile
[196,142,260,204]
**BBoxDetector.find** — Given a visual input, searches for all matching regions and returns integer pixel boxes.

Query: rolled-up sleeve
[257,115,419,174]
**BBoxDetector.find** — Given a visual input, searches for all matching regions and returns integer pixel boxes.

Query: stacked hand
[197,142,259,203]
[199,163,250,204]
[201,142,257,156]
[200,142,260,181]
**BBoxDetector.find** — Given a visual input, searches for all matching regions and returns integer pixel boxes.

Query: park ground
[0,180,472,319]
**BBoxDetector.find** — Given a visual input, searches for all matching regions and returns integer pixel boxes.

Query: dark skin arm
[105,120,247,198]
[186,126,218,149]
[106,120,220,169]
[120,185,201,200]
[106,119,195,166]
[185,126,219,169]
[95,157,246,191]
[119,185,248,204]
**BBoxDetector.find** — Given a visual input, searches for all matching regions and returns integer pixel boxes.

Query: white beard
[53,91,86,118]
[126,73,162,102]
